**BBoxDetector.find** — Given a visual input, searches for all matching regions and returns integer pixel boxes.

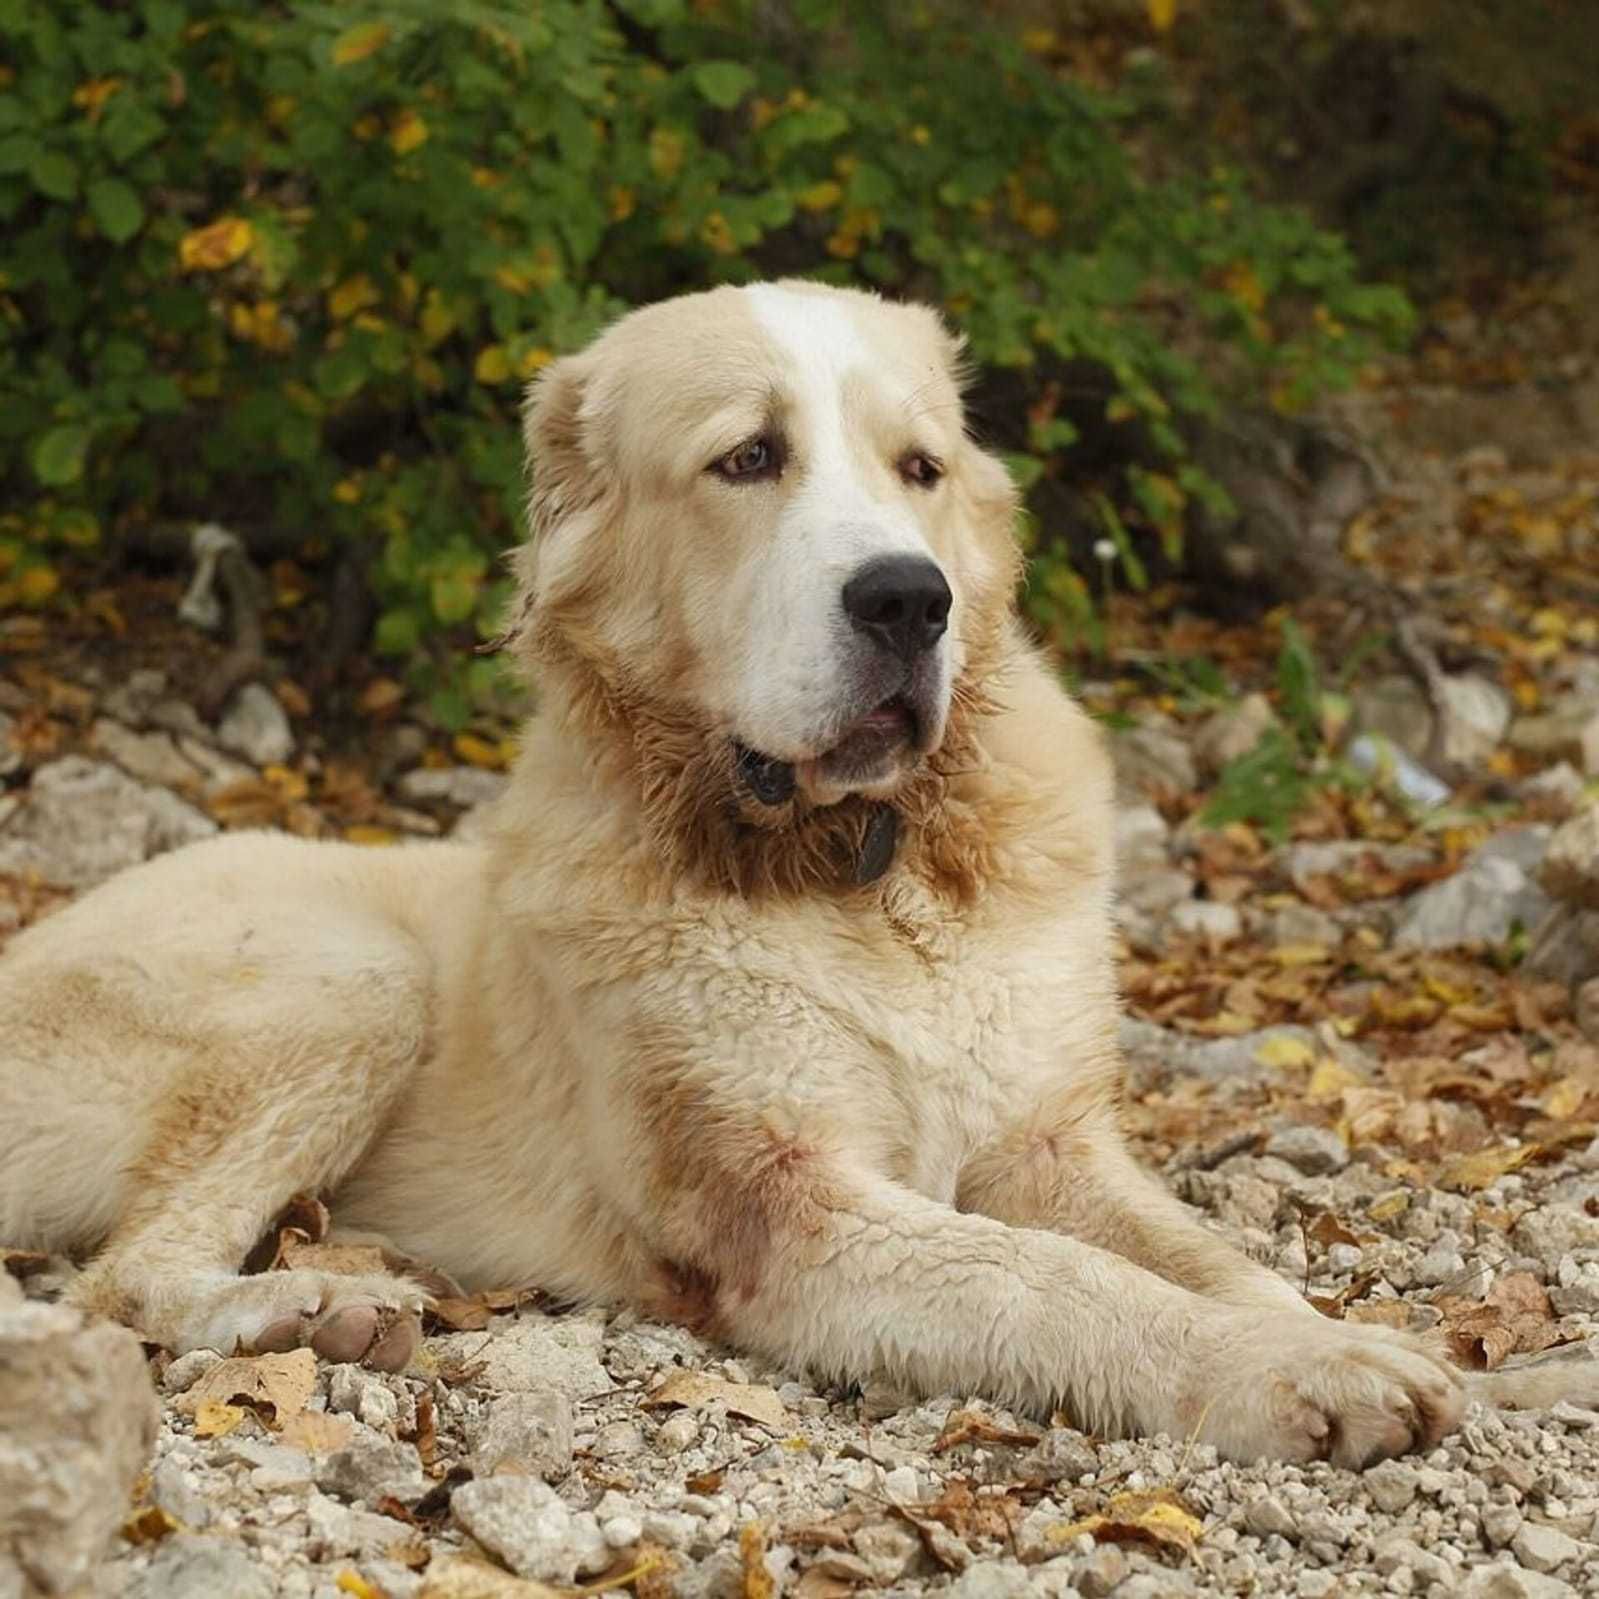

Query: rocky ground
[4,437,1599,1598]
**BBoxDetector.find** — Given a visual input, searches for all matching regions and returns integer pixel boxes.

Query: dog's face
[519,281,1019,805]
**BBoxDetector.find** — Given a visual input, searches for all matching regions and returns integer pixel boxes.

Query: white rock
[1263,1123,1349,1175]
[429,1312,612,1404]
[313,1423,425,1503]
[122,1535,274,1599]
[328,1365,400,1434]
[162,1348,225,1394]
[1395,828,1553,949]
[1170,899,1242,943]
[1112,721,1198,798]
[1194,692,1277,778]
[0,1303,159,1596]
[450,1475,608,1584]
[1243,1493,1296,1537]
[1365,1459,1420,1513]
[0,756,216,888]
[398,765,509,809]
[1541,805,1599,910]
[1459,1566,1577,1599]
[1511,1522,1581,1573]
[470,1389,574,1478]
[1436,674,1512,769]
[217,682,294,766]
[88,718,203,789]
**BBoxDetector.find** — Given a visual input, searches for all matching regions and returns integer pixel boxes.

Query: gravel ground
[11,1021,1594,1599]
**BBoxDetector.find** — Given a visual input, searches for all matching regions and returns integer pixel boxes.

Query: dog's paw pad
[311,1304,381,1363]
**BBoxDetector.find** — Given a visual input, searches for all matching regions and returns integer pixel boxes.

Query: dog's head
[509,281,1022,891]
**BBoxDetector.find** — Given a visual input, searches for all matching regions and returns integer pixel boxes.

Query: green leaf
[430,567,480,624]
[100,101,166,164]
[374,608,422,655]
[31,423,92,486]
[29,148,78,200]
[690,61,756,110]
[86,176,144,243]
[0,133,40,174]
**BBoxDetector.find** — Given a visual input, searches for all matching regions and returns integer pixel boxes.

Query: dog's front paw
[1181,1312,1465,1467]
[189,1269,425,1372]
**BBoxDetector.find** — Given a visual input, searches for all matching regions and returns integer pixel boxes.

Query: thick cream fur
[0,282,1482,1464]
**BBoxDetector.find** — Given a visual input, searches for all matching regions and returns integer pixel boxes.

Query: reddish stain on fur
[627,1026,845,1331]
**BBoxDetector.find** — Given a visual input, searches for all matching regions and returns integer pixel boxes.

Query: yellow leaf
[1368,1189,1410,1223]
[453,732,504,770]
[345,825,397,846]
[649,126,686,180]
[1542,1075,1592,1120]
[332,21,391,66]
[328,273,380,320]
[1254,1034,1314,1070]
[121,1505,180,1545]
[1308,1058,1363,1100]
[1437,1144,1536,1194]
[797,180,843,212]
[332,477,362,504]
[17,565,59,606]
[516,346,554,379]
[336,1571,380,1598]
[1047,1489,1202,1556]
[1147,0,1177,32]
[474,345,512,385]
[193,1399,245,1438]
[1271,943,1332,967]
[389,109,428,155]
[740,1523,774,1599]
[643,1369,789,1429]
[178,217,253,272]
[180,1349,317,1430]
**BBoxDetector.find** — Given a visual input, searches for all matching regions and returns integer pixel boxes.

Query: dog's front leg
[956,1093,1311,1313]
[674,1160,1461,1466]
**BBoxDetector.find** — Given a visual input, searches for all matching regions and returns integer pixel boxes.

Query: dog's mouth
[808,694,917,778]
[734,694,921,810]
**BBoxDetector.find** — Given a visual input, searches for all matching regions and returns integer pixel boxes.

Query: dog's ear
[501,352,611,663]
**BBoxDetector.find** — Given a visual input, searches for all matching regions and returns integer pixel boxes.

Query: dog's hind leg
[17,918,438,1369]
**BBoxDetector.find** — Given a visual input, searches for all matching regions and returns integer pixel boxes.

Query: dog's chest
[798,907,1111,1203]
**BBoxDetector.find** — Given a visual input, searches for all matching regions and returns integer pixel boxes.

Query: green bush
[0,0,1412,723]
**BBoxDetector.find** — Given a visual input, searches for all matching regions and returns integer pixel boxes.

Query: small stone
[1415,1236,1468,1287]
[882,1465,920,1503]
[429,1312,612,1404]
[397,765,509,809]
[451,1475,606,1585]
[603,1513,644,1550]
[88,718,203,789]
[1243,1493,1296,1538]
[1395,827,1553,949]
[1170,898,1243,943]
[1024,1428,1099,1485]
[0,1303,159,1596]
[1076,1543,1128,1599]
[1263,1123,1349,1175]
[655,1411,699,1454]
[1266,902,1342,948]
[1366,1459,1421,1513]
[0,756,216,889]
[1194,692,1277,778]
[1540,805,1599,911]
[1511,1521,1581,1573]
[314,1424,426,1503]
[151,1455,213,1529]
[1435,674,1512,769]
[328,1365,399,1433]
[217,682,294,766]
[470,1389,574,1479]
[1113,720,1198,799]
[162,1348,225,1394]
[1297,1574,1337,1598]
[1373,1534,1450,1585]
[123,1535,274,1599]
[1482,1504,1525,1548]
[1460,1562,1580,1599]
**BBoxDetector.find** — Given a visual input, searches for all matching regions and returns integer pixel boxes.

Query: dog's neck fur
[524,619,1013,909]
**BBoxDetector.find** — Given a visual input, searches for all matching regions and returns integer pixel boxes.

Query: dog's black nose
[841,555,952,661]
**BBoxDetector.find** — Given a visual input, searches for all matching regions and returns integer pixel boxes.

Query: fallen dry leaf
[192,1399,246,1439]
[1435,1143,1537,1193]
[179,1347,317,1430]
[278,1241,389,1277]
[740,1522,775,1599]
[643,1370,788,1429]
[1435,1270,1574,1370]
[1042,1489,1203,1559]
[120,1505,180,1546]
[420,1557,563,1598]
[280,1409,355,1454]
[932,1407,1042,1454]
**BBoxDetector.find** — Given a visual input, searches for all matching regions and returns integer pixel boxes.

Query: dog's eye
[713,437,778,481]
[899,451,944,488]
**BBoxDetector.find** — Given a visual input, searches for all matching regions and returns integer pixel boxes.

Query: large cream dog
[0,281,1524,1465]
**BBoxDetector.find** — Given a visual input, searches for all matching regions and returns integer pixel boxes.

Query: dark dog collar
[732,742,900,886]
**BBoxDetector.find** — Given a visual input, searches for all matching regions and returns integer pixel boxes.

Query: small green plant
[1,0,1415,716]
